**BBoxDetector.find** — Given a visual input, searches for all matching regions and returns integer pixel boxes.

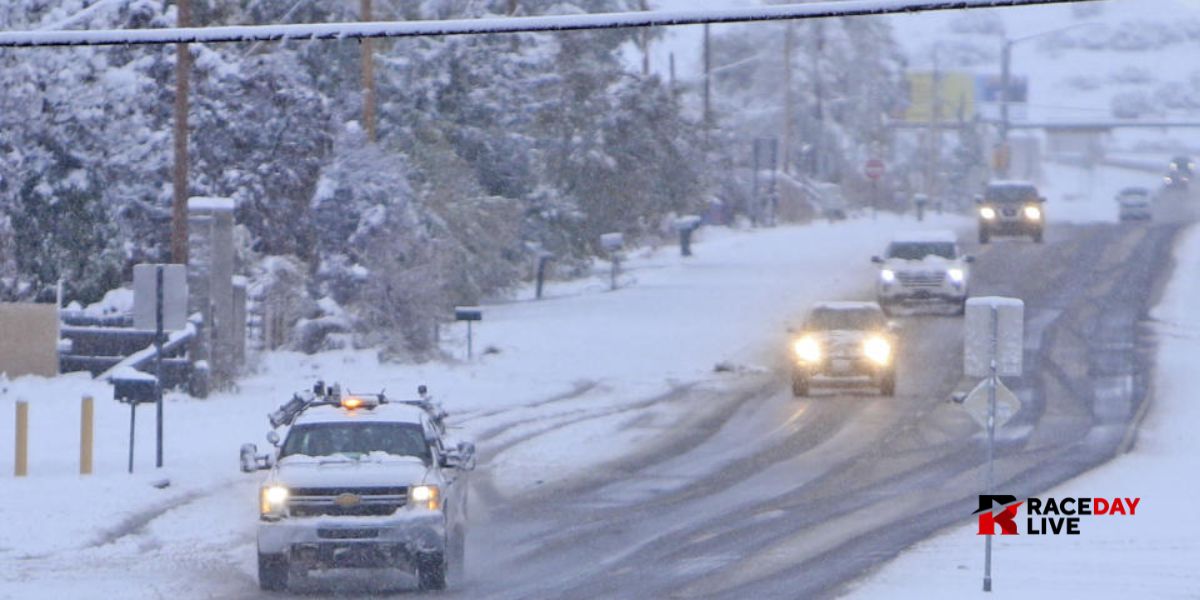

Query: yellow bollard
[80,395,94,475]
[15,400,28,477]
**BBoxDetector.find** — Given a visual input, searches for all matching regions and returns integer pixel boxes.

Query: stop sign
[864,158,886,180]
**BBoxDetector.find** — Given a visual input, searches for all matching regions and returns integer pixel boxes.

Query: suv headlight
[410,484,440,510]
[979,206,997,220]
[948,268,965,283]
[1023,205,1042,221]
[793,336,822,363]
[863,336,892,366]
[260,485,289,518]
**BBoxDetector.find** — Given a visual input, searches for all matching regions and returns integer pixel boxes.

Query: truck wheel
[450,527,467,583]
[880,372,896,397]
[1032,229,1044,244]
[417,552,448,591]
[955,298,967,316]
[979,229,990,244]
[791,375,809,398]
[258,553,289,592]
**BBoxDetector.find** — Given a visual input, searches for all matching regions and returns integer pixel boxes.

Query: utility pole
[170,0,191,264]
[360,0,377,143]
[639,0,650,77]
[703,23,712,143]
[998,39,1012,178]
[812,21,825,178]
[929,46,943,202]
[782,22,794,174]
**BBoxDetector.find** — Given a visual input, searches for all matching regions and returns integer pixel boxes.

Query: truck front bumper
[258,512,445,571]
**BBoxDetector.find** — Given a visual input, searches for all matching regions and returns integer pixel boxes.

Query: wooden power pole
[782,22,794,174]
[361,0,377,143]
[170,0,191,264]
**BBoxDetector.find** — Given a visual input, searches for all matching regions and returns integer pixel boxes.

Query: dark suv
[977,181,1045,244]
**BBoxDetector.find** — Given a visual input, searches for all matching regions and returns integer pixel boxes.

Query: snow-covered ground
[846,224,1200,598]
[0,213,969,564]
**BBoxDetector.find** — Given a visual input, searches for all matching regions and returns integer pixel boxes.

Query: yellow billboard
[904,71,975,123]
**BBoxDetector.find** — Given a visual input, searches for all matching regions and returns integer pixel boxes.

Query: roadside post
[963,296,1024,593]
[454,307,483,360]
[14,400,28,477]
[113,372,158,473]
[80,395,94,475]
[154,265,165,469]
[675,215,702,257]
[600,232,624,290]
[535,251,553,300]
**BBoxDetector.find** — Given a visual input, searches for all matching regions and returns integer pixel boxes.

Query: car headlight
[880,269,896,283]
[1023,205,1042,220]
[793,336,822,363]
[863,336,892,366]
[979,207,997,220]
[948,268,965,283]
[260,485,289,518]
[410,484,440,510]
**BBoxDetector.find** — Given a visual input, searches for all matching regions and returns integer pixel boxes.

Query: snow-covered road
[0,179,1185,598]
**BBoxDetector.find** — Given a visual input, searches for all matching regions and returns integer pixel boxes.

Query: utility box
[133,264,188,331]
[964,297,1024,377]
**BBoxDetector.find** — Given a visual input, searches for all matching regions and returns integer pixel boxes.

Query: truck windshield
[281,422,430,461]
[807,309,886,331]
[887,242,956,260]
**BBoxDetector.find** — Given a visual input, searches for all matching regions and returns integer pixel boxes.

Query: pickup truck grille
[895,271,945,288]
[288,486,408,518]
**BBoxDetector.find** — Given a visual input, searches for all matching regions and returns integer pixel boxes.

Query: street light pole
[998,39,1012,177]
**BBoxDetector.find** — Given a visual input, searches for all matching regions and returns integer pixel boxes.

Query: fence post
[80,395,94,475]
[15,401,28,477]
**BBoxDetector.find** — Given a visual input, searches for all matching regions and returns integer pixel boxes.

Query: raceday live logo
[975,494,1141,536]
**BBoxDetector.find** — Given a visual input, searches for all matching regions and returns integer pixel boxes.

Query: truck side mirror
[240,443,273,472]
[266,431,280,446]
[443,441,477,471]
[871,256,884,264]
[964,255,977,264]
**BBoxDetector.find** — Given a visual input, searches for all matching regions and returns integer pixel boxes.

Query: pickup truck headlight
[260,485,289,518]
[410,484,440,510]
[1023,205,1042,221]
[863,336,892,366]
[793,336,822,363]
[879,269,896,283]
[979,207,997,220]
[948,268,965,283]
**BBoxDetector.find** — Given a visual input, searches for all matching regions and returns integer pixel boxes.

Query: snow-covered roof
[187,196,235,213]
[890,230,957,244]
[986,180,1038,189]
[293,402,426,426]
[812,301,883,312]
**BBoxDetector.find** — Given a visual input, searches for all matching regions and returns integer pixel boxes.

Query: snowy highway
[0,219,1184,599]
[441,224,1180,599]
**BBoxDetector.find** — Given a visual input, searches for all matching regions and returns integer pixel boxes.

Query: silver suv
[240,383,475,592]
[872,230,973,315]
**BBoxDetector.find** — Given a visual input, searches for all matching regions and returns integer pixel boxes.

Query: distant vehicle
[814,182,848,221]
[872,230,974,315]
[241,383,475,592]
[1116,187,1152,222]
[1164,156,1193,190]
[789,301,897,397]
[977,180,1045,244]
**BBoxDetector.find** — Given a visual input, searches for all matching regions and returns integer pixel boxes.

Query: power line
[0,0,1099,48]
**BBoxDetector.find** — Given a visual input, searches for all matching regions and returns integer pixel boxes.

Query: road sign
[964,297,1024,378]
[864,158,886,180]
[963,378,1021,429]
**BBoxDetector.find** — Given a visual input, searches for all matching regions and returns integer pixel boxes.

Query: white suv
[240,384,475,592]
[872,230,974,315]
